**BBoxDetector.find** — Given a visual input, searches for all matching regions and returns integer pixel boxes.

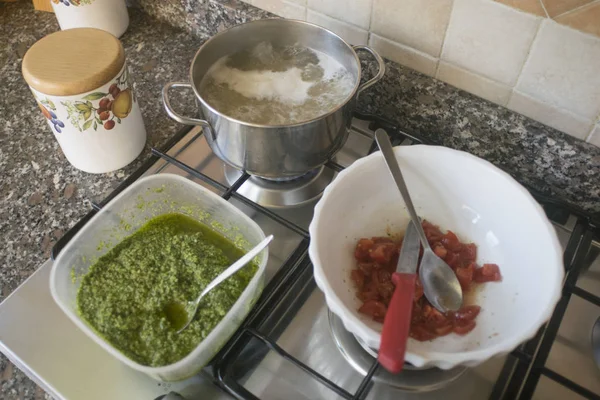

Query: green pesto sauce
[76,213,257,367]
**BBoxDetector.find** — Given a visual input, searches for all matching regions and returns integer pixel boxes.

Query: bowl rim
[308,144,564,369]
[50,173,268,376]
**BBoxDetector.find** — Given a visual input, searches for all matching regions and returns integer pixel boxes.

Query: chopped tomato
[435,323,454,337]
[351,220,501,342]
[358,262,376,274]
[355,239,374,262]
[455,264,474,291]
[351,269,365,290]
[357,290,379,302]
[441,231,462,252]
[452,305,481,322]
[414,278,424,301]
[372,236,394,244]
[453,320,476,335]
[410,324,436,341]
[474,263,502,283]
[358,300,387,320]
[370,242,397,264]
[461,243,477,262]
[433,245,448,259]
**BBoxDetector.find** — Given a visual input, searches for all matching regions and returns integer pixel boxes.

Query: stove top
[0,114,599,400]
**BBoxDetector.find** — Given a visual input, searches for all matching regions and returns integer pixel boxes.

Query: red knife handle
[377,272,416,374]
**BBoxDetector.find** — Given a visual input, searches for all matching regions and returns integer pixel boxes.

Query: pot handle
[353,45,386,95]
[162,82,215,139]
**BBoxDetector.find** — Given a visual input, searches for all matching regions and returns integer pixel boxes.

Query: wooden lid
[22,28,125,96]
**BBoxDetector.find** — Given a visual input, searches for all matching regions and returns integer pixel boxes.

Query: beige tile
[441,0,540,86]
[555,1,600,37]
[370,0,453,57]
[508,91,594,139]
[251,0,306,19]
[287,0,306,5]
[436,62,512,105]
[307,10,368,44]
[369,34,438,77]
[517,20,600,119]
[587,124,600,146]
[307,0,372,29]
[541,0,592,17]
[495,0,548,16]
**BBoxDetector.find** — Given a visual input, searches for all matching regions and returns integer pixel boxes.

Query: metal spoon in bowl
[374,129,463,312]
[166,235,274,333]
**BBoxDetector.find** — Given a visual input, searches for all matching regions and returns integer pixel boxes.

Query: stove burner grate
[328,310,467,392]
[224,164,335,208]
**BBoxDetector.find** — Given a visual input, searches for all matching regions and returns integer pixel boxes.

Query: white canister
[50,0,129,38]
[22,28,146,174]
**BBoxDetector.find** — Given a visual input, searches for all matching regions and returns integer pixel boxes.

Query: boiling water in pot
[199,42,355,125]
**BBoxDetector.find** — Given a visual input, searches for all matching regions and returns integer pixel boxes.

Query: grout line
[368,0,375,32]
[513,17,544,89]
[584,124,596,142]
[553,0,599,19]
[435,0,457,77]
[307,8,370,32]
[538,0,550,18]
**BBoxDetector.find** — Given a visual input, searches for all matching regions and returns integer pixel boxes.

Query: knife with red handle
[378,220,421,374]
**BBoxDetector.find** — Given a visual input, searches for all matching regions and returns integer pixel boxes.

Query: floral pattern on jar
[61,67,136,132]
[36,98,66,133]
[52,0,96,6]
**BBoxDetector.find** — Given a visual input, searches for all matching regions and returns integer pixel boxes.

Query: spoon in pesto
[166,234,274,334]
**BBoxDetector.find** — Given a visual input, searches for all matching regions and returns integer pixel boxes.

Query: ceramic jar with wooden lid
[50,0,129,38]
[22,28,146,174]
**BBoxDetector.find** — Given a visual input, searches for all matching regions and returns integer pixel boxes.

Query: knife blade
[378,220,421,374]
[396,220,421,275]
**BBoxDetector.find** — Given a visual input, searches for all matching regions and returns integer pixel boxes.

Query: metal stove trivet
[52,111,600,400]
[224,164,335,208]
[328,310,467,392]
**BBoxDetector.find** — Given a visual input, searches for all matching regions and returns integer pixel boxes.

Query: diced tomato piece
[414,277,424,301]
[355,239,374,261]
[441,231,462,252]
[461,243,477,262]
[377,282,394,304]
[422,304,449,328]
[435,323,454,337]
[453,320,476,335]
[370,242,397,265]
[422,220,444,242]
[444,251,460,269]
[453,305,481,322]
[474,263,502,283]
[358,262,376,274]
[372,236,394,244]
[359,300,387,320]
[357,290,379,302]
[351,269,365,290]
[387,252,399,272]
[410,324,436,341]
[433,245,447,259]
[455,265,474,291]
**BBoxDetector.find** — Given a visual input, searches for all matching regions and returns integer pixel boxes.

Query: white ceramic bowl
[309,145,563,370]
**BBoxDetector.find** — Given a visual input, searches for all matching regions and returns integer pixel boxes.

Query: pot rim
[187,18,362,129]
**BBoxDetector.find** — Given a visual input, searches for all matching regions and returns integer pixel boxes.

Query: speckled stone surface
[1,0,599,398]
[357,61,600,219]
[0,3,201,398]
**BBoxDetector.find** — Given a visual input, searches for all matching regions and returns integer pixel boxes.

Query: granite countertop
[1,0,599,398]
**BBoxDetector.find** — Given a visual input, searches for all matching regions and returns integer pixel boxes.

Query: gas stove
[0,113,599,400]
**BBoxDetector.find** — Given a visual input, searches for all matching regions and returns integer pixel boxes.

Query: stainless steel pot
[162,19,385,179]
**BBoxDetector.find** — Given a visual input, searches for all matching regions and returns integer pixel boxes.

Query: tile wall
[242,0,600,147]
